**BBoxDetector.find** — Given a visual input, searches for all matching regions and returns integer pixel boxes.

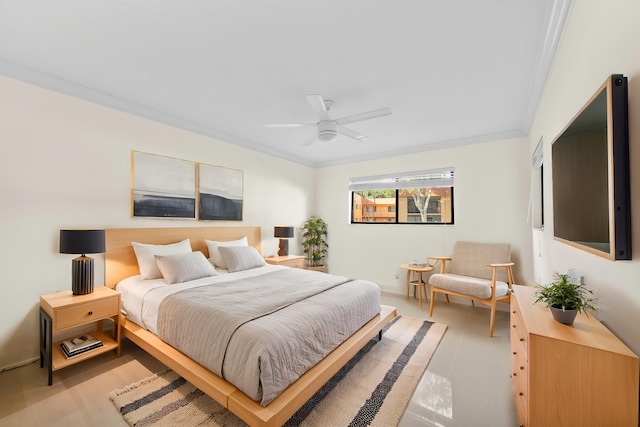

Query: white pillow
[205,236,248,269]
[218,246,266,273]
[155,251,218,284]
[132,239,192,279]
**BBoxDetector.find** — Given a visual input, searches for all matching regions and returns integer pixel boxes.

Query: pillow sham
[132,238,192,279]
[205,236,248,269]
[155,251,218,284]
[218,245,266,273]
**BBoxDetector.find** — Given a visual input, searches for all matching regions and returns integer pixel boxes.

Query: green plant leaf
[533,273,599,315]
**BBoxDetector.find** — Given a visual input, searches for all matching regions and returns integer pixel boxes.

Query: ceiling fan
[266,95,392,145]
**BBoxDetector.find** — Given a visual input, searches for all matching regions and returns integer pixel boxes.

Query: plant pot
[550,306,577,325]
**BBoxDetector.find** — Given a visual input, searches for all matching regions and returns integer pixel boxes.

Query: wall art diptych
[132,152,196,219]
[198,163,243,221]
[131,151,243,221]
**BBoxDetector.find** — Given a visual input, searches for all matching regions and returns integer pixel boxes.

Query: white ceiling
[0,1,571,167]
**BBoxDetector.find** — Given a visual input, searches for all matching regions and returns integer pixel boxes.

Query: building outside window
[349,168,454,225]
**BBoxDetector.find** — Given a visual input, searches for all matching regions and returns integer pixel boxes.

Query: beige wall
[529,0,640,355]
[315,136,533,295]
[0,76,315,370]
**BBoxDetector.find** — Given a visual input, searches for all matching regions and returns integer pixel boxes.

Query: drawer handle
[512,324,516,328]
[88,311,93,316]
[513,372,517,377]
[519,392,524,396]
[520,338,525,342]
[520,366,524,370]
[512,351,517,355]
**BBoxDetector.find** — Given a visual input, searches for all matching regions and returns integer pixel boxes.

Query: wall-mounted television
[552,74,631,260]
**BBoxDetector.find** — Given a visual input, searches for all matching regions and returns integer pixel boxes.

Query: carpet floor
[110,316,447,426]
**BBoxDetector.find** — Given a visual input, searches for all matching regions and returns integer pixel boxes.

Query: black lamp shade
[274,226,294,256]
[274,226,294,239]
[60,230,106,255]
[60,230,105,295]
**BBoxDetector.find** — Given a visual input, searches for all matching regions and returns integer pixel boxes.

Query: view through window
[349,168,454,224]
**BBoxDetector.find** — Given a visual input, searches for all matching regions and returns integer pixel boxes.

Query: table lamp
[274,226,294,256]
[60,229,106,295]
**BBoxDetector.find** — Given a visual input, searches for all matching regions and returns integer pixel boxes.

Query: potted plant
[533,273,599,324]
[301,216,328,272]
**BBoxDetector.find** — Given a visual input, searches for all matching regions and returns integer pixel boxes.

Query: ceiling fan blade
[265,123,315,128]
[335,107,392,126]
[306,94,331,121]
[339,125,370,142]
[302,131,318,146]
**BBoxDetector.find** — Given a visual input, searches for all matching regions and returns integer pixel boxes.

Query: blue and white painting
[132,151,196,218]
[198,163,243,221]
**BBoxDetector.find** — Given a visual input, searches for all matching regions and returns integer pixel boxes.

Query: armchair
[428,241,515,337]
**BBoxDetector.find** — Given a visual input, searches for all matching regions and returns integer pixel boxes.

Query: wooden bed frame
[104,226,397,427]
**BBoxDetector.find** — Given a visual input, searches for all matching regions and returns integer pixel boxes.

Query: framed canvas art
[198,163,243,221]
[131,151,196,218]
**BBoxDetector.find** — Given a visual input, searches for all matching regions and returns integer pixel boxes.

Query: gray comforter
[156,268,380,405]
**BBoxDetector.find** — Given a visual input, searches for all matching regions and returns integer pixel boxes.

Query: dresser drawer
[510,301,528,358]
[513,391,528,427]
[55,297,119,331]
[511,353,527,395]
[512,351,528,427]
[282,258,304,268]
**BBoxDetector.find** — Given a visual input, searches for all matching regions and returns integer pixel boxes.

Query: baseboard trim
[0,356,39,373]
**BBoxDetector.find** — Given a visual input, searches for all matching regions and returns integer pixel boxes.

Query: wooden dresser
[510,285,639,427]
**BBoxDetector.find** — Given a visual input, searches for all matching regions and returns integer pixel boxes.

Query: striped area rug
[110,316,447,427]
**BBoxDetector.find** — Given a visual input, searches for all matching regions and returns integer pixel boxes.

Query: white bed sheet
[116,264,287,333]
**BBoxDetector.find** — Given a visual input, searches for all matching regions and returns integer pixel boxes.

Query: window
[349,168,454,224]
[530,138,544,229]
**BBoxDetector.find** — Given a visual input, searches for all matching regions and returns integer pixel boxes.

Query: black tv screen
[552,74,631,260]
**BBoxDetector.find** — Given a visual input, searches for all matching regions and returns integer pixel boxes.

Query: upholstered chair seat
[429,273,509,299]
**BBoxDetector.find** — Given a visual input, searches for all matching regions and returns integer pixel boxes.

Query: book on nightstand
[60,334,103,358]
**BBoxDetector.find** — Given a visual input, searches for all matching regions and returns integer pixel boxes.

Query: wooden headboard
[104,226,262,288]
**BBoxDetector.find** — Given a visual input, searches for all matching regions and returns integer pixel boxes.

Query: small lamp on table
[274,226,294,256]
[59,229,106,295]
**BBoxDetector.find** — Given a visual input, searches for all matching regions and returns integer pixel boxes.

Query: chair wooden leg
[429,288,435,316]
[489,303,496,337]
[445,294,450,303]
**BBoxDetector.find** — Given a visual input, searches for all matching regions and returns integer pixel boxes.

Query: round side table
[400,263,435,309]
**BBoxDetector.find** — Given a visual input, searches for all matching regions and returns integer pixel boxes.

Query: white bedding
[117,264,287,332]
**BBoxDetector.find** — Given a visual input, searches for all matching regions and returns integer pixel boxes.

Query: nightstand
[39,286,121,385]
[265,255,305,268]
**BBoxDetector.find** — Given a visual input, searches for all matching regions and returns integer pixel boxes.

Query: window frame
[349,168,455,225]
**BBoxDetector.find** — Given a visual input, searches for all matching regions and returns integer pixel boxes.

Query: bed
[105,226,396,427]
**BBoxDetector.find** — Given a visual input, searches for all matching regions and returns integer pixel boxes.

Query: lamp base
[278,239,289,256]
[72,256,94,295]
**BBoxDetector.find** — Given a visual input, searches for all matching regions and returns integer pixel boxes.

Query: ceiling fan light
[317,120,338,142]
[318,130,338,142]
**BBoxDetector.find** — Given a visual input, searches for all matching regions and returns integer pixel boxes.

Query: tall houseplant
[534,273,599,324]
[301,216,328,269]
